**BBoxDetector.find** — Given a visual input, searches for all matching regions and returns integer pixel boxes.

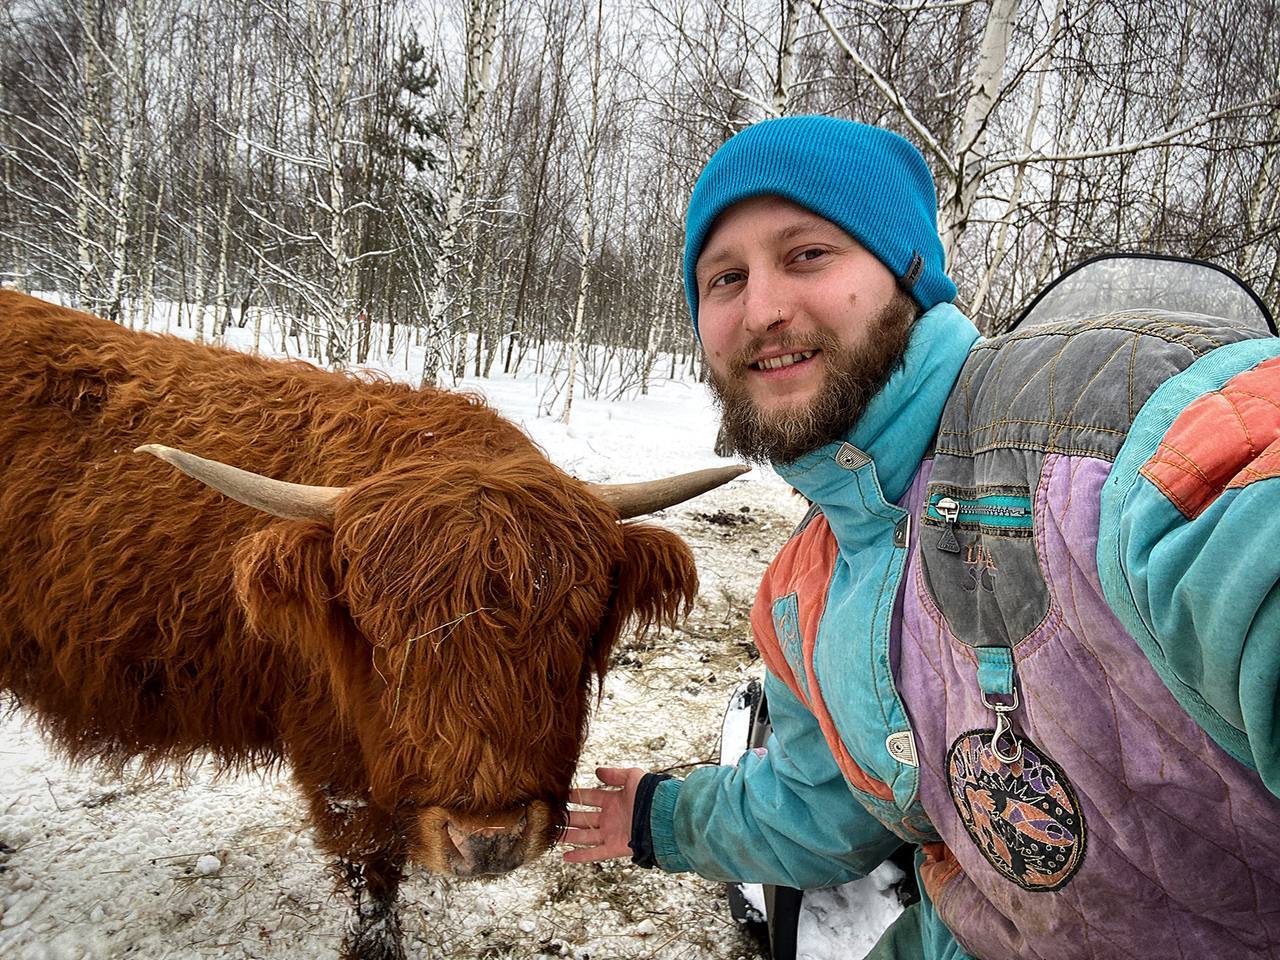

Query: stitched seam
[970,319,1221,352]
[1150,442,1213,484]
[1139,463,1202,519]
[1227,386,1280,413]
[1143,450,1214,487]
[851,469,903,742]
[1049,338,1132,449]
[1223,392,1258,456]
[937,440,1121,459]
[1229,461,1280,486]
[940,420,1129,437]
[1128,335,1139,423]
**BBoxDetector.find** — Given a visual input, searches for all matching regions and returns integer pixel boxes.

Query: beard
[706,291,918,465]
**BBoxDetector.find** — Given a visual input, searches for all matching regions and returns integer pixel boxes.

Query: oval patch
[946,731,1086,892]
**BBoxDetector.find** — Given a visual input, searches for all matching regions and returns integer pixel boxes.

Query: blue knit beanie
[684,115,956,334]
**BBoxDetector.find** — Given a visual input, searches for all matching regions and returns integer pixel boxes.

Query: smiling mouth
[751,350,817,371]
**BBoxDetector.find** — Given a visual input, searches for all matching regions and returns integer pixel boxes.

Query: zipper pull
[935,496,961,553]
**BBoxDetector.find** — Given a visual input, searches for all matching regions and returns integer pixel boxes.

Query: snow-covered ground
[1,298,905,959]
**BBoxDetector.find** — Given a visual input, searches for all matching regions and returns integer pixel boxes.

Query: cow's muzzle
[416,802,556,877]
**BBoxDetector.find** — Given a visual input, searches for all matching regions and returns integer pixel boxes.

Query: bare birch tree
[419,0,504,385]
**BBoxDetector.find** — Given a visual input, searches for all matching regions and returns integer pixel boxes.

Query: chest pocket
[919,483,1050,648]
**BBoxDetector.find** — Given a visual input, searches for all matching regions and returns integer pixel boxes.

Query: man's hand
[561,766,646,863]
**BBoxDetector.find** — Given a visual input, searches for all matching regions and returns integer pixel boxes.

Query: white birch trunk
[939,0,1020,262]
[560,0,605,424]
[106,0,146,323]
[213,26,249,340]
[771,0,798,117]
[3,119,26,290]
[75,0,101,308]
[970,0,1065,319]
[420,0,502,385]
[1239,81,1279,278]
[140,181,164,331]
[189,0,209,339]
[304,0,360,367]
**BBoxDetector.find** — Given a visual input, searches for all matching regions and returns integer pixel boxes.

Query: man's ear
[592,522,699,681]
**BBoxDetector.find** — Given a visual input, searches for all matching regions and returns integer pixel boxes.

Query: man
[563,115,1280,959]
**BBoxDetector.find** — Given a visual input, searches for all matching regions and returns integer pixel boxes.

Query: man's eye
[794,248,827,263]
[710,270,745,289]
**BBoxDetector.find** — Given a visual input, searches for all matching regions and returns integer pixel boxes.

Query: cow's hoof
[343,904,405,960]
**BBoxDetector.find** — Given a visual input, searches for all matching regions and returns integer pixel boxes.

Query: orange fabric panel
[919,841,962,902]
[1139,356,1280,519]
[1227,435,1280,490]
[752,513,895,803]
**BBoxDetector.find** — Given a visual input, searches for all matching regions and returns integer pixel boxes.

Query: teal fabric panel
[649,778,692,873]
[1098,337,1280,790]
[1118,478,1280,793]
[778,305,979,505]
[916,871,978,960]
[974,646,1015,697]
[861,897,976,960]
[650,672,900,887]
[805,457,920,810]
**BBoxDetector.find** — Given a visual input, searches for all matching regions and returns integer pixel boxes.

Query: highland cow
[0,291,740,959]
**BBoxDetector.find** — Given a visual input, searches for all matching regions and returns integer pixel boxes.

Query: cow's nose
[444,812,530,877]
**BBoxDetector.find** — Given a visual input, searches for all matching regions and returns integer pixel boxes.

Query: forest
[1,0,1277,404]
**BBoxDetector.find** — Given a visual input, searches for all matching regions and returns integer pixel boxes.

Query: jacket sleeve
[646,671,901,888]
[1098,341,1280,796]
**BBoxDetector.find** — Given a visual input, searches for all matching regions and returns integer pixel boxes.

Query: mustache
[728,330,841,376]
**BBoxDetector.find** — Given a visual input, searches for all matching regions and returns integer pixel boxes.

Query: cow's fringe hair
[0,291,698,853]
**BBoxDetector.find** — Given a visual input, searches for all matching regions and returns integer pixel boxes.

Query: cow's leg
[338,853,406,960]
[310,784,411,960]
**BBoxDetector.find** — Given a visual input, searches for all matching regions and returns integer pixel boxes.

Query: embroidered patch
[771,593,804,684]
[946,731,1086,892]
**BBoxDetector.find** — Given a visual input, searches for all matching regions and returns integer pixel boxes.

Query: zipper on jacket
[927,493,1033,554]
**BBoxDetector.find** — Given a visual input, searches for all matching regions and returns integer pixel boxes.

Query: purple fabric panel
[897,454,1280,960]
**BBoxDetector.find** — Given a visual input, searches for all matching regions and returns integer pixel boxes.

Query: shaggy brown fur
[0,291,698,958]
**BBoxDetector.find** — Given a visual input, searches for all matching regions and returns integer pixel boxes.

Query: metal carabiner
[983,688,1023,765]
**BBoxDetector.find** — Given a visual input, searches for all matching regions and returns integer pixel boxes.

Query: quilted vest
[762,314,1280,959]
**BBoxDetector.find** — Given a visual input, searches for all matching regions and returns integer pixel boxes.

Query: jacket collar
[773,303,981,508]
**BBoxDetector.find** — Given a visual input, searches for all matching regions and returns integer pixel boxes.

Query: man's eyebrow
[697,216,840,275]
[773,217,838,244]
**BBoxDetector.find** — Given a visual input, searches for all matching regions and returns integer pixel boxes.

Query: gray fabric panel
[919,310,1266,649]
[919,449,1050,648]
[936,310,1262,461]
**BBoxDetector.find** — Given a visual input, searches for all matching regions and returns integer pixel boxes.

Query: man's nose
[742,274,790,336]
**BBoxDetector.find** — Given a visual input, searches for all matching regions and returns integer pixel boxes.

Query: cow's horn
[589,464,749,519]
[134,444,345,521]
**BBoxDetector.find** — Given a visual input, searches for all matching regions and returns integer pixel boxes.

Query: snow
[194,856,223,878]
[0,298,904,959]
[795,864,905,960]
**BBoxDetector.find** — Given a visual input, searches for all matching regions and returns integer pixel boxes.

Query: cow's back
[0,291,532,766]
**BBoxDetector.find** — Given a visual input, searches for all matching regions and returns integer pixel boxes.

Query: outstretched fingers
[561,766,646,864]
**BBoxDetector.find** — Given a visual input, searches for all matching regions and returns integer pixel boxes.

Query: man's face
[695,195,917,464]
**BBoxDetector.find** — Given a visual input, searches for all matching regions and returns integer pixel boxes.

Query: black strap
[628,773,674,868]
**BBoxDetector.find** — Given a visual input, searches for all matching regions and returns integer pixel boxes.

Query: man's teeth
[755,350,815,370]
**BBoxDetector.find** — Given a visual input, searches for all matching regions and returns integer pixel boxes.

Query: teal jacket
[648,304,1280,959]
